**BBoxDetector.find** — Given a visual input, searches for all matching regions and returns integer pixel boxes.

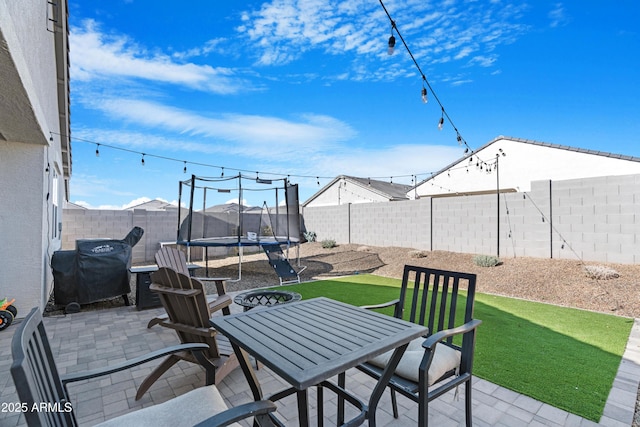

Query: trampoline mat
[179,236,300,247]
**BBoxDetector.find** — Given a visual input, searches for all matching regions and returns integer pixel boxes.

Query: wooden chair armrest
[194,400,278,427]
[197,276,231,281]
[421,319,482,350]
[360,298,401,310]
[195,276,230,296]
[61,343,209,384]
[209,294,232,313]
[149,283,202,297]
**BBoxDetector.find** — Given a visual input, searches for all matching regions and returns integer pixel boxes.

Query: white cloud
[79,97,356,159]
[237,0,530,84]
[296,143,463,183]
[548,3,569,28]
[70,20,244,94]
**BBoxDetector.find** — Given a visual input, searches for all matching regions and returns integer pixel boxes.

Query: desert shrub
[584,265,620,280]
[321,239,337,249]
[303,231,317,242]
[409,250,429,259]
[473,254,501,267]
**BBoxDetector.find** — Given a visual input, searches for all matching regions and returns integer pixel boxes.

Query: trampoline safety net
[175,174,304,282]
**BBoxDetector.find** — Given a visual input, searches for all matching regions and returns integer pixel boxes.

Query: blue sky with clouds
[67,0,640,209]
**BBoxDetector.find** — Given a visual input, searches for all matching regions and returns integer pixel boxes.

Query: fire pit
[233,290,301,312]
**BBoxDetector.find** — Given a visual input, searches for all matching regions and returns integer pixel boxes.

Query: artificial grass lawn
[277,274,633,422]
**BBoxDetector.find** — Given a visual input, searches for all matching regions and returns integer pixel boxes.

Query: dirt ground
[198,242,640,318]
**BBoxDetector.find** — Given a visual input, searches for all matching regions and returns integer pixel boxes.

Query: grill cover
[52,227,143,306]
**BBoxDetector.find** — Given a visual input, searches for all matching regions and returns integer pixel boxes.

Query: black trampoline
[176,174,305,281]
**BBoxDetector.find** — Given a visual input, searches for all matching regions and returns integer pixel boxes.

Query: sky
[67,0,640,209]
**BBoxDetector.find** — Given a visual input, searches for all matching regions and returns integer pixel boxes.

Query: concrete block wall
[62,174,639,265]
[349,198,431,249]
[551,174,640,263]
[432,195,497,255]
[301,204,350,243]
[302,174,640,264]
[62,209,180,263]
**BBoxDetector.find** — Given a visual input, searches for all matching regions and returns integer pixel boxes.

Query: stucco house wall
[0,0,70,315]
[307,181,391,207]
[413,137,640,198]
[304,175,412,208]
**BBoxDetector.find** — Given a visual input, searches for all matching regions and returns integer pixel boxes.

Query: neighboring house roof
[127,199,178,211]
[203,203,262,213]
[345,176,413,200]
[411,136,640,197]
[64,201,87,210]
[303,175,412,207]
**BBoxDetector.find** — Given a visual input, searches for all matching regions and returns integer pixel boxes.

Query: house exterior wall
[414,138,640,198]
[304,180,390,207]
[0,143,50,314]
[0,0,68,316]
[302,174,640,264]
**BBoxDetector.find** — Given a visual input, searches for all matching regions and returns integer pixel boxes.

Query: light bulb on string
[438,109,445,131]
[95,144,100,157]
[316,177,320,186]
[141,154,145,166]
[220,167,224,177]
[421,87,428,103]
[183,161,187,173]
[387,22,396,55]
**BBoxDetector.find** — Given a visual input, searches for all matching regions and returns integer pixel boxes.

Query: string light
[378,0,475,151]
[95,144,100,157]
[183,161,187,173]
[421,86,428,104]
[387,21,396,55]
[58,133,461,189]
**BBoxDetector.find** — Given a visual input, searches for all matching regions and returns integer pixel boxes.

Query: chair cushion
[369,338,461,386]
[96,384,241,427]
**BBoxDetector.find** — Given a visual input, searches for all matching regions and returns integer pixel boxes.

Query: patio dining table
[210,297,428,426]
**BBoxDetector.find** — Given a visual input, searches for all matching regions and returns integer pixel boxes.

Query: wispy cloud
[70,20,245,94]
[74,97,356,161]
[237,0,530,83]
[548,3,569,28]
[86,98,355,149]
[304,143,462,182]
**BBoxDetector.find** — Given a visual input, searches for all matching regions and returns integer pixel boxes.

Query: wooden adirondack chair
[136,267,239,401]
[147,246,231,328]
[11,307,277,427]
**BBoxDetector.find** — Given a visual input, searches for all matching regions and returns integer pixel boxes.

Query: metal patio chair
[357,265,482,426]
[11,307,277,427]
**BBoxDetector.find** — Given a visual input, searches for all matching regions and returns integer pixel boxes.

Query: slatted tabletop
[210,297,428,390]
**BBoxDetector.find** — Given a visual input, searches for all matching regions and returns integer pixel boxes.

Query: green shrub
[303,231,317,242]
[321,239,337,249]
[473,254,501,267]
